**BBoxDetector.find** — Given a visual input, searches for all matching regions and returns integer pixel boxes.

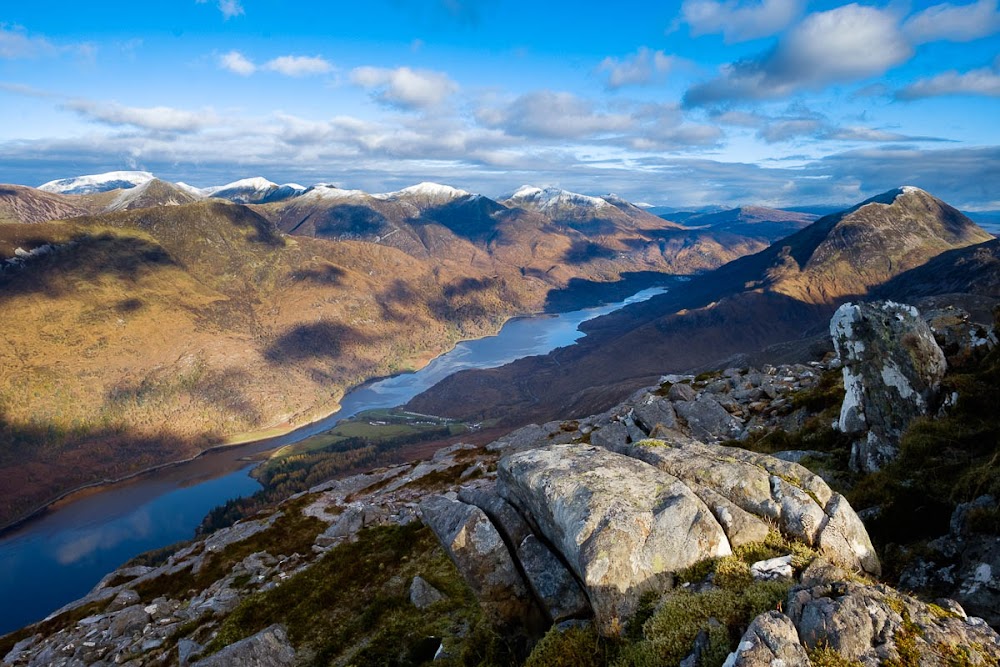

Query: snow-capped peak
[202,177,278,196]
[302,184,369,200]
[900,185,926,195]
[504,185,611,211]
[175,182,209,198]
[375,182,470,200]
[38,171,156,195]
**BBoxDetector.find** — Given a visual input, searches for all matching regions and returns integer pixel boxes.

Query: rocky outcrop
[787,582,1000,664]
[831,301,947,471]
[190,624,294,667]
[723,611,809,666]
[498,444,731,633]
[899,495,1000,627]
[725,582,1000,666]
[419,495,542,630]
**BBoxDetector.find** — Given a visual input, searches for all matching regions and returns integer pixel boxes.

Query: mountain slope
[0,200,549,528]
[37,171,156,195]
[408,187,995,424]
[678,205,817,243]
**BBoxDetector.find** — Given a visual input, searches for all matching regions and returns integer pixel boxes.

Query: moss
[808,643,865,667]
[134,505,324,602]
[614,581,790,667]
[206,523,516,667]
[884,609,923,667]
[524,625,609,667]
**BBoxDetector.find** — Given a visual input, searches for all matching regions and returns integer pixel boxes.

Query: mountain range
[0,172,995,531]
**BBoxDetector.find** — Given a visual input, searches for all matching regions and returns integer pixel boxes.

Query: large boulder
[419,495,541,630]
[619,439,880,575]
[830,301,947,472]
[498,444,731,634]
[191,624,295,667]
[787,582,1000,664]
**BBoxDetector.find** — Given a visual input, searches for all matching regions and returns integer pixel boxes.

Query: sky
[0,0,998,209]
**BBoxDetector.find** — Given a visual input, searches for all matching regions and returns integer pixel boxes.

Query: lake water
[0,284,669,635]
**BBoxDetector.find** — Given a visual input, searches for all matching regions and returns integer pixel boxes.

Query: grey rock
[616,439,878,575]
[409,575,446,609]
[4,635,40,664]
[109,605,149,638]
[631,395,678,433]
[683,484,771,549]
[830,301,947,472]
[589,421,629,451]
[788,582,1000,664]
[516,534,591,623]
[771,450,827,464]
[108,588,140,612]
[498,444,730,634]
[458,485,533,551]
[673,395,743,441]
[177,638,203,665]
[191,624,295,667]
[723,611,809,667]
[420,495,539,629]
[667,382,697,402]
[951,495,996,536]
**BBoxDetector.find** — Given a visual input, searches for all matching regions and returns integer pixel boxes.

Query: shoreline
[0,276,676,537]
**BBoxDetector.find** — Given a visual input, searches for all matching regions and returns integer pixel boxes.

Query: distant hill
[408,186,995,423]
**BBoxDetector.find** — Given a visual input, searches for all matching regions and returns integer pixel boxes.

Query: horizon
[1,0,998,209]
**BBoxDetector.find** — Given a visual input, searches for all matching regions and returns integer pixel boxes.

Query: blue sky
[1,0,998,208]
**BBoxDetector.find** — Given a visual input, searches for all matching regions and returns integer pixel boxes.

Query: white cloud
[218,52,334,77]
[903,0,1000,43]
[64,100,215,133]
[219,50,256,75]
[0,24,95,61]
[685,4,911,105]
[897,63,1000,99]
[350,66,458,109]
[196,0,245,20]
[263,55,333,77]
[597,47,682,89]
[680,0,803,42]
[477,90,632,139]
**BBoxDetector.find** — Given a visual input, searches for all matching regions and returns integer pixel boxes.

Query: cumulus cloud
[196,0,245,20]
[263,55,332,77]
[476,90,632,139]
[684,4,912,106]
[350,66,458,110]
[903,0,1000,43]
[219,50,256,75]
[680,0,804,42]
[896,61,1000,98]
[64,100,215,132]
[218,51,333,77]
[597,47,682,89]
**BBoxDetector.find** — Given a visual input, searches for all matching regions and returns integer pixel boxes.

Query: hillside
[0,199,542,528]
[3,297,997,666]
[408,187,995,424]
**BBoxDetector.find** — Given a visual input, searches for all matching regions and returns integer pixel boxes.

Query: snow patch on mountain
[503,185,612,211]
[38,171,156,195]
[302,184,369,200]
[374,182,470,201]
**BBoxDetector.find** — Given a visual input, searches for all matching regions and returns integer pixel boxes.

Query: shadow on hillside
[290,263,346,285]
[562,240,618,265]
[264,320,369,364]
[442,276,497,299]
[312,206,389,239]
[0,232,178,302]
[376,279,431,323]
[415,197,504,242]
